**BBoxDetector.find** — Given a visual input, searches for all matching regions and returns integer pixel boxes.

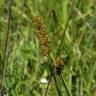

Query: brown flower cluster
[54,56,64,75]
[34,16,51,56]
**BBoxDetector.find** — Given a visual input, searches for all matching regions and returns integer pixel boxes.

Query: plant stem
[45,68,53,96]
[61,75,70,96]
[53,72,63,96]
[1,0,12,88]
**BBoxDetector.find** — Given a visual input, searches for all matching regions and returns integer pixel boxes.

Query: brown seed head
[34,16,51,57]
[54,56,64,75]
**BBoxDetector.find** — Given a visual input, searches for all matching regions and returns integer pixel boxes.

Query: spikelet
[34,16,51,57]
[54,56,64,75]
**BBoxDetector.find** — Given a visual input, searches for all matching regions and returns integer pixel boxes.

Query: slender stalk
[52,72,63,96]
[56,18,70,57]
[61,75,70,96]
[45,68,53,96]
[1,0,12,87]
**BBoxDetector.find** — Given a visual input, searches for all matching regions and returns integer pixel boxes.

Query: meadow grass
[0,0,96,96]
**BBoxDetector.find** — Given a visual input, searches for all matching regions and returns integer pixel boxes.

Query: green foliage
[0,0,96,96]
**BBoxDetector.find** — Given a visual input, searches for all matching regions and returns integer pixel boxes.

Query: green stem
[1,0,12,87]
[53,72,63,96]
[45,68,53,96]
[61,75,70,96]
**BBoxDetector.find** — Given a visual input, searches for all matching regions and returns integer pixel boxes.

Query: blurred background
[0,0,96,96]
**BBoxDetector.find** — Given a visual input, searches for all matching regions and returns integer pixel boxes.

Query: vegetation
[0,0,96,96]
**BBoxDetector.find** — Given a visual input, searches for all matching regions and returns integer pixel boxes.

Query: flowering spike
[34,16,51,57]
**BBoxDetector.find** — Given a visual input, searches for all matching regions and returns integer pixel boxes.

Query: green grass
[0,0,96,96]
